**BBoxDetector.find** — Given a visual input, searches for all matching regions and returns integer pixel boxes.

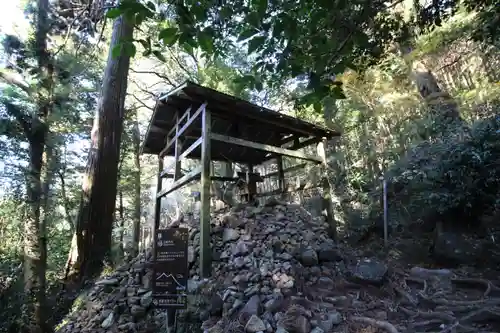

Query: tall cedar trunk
[69,15,134,279]
[22,0,52,331]
[131,115,141,257]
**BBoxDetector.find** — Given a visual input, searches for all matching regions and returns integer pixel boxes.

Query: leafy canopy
[106,0,408,108]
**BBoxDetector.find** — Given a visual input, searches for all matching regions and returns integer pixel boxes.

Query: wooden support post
[277,155,285,199]
[200,107,212,278]
[154,156,163,231]
[174,112,183,181]
[246,164,257,203]
[319,139,337,241]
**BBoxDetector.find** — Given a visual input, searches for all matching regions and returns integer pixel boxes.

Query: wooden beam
[160,137,202,178]
[262,137,320,163]
[200,107,212,278]
[156,166,202,198]
[210,133,323,163]
[210,176,238,182]
[154,157,163,231]
[319,139,336,241]
[255,181,319,197]
[262,163,308,178]
[159,103,206,158]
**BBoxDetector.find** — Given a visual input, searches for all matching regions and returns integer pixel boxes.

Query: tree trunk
[69,14,134,279]
[23,134,47,333]
[22,0,52,330]
[131,114,141,257]
[118,189,124,259]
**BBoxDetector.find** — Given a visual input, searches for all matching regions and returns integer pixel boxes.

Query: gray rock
[130,305,146,318]
[209,294,224,316]
[223,228,240,243]
[188,245,196,264]
[240,295,262,321]
[300,248,319,266]
[318,312,342,331]
[275,327,289,333]
[349,258,388,285]
[101,312,114,328]
[96,278,119,286]
[311,328,325,333]
[317,243,342,262]
[233,241,250,256]
[264,297,283,313]
[224,214,245,228]
[140,291,152,308]
[245,315,266,332]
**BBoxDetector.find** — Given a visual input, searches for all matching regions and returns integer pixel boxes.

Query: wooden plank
[156,166,202,198]
[159,103,207,158]
[210,176,238,182]
[200,108,212,278]
[160,137,202,178]
[154,157,163,231]
[158,81,189,101]
[210,133,323,163]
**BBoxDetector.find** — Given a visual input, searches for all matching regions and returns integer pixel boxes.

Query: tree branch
[0,69,31,93]
[129,68,177,87]
[129,93,154,111]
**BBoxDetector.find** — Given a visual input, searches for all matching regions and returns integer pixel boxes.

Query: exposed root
[350,316,400,333]
[392,281,418,306]
[405,277,428,295]
[451,278,500,297]
[459,307,500,323]
[399,306,455,322]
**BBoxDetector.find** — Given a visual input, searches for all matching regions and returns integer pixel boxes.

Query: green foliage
[380,113,500,229]
[105,0,411,106]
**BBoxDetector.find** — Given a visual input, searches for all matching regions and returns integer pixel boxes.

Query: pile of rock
[181,199,387,333]
[56,251,161,333]
[57,199,388,333]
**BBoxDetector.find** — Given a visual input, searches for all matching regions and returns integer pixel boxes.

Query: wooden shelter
[141,80,340,277]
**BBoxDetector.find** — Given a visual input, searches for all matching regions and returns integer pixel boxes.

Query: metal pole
[383,177,388,248]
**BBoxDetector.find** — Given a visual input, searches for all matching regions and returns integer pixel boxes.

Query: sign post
[152,228,189,332]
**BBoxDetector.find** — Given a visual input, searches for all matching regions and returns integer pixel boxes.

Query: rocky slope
[56,199,500,333]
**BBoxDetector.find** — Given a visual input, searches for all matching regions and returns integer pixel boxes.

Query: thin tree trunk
[118,189,124,259]
[70,14,134,279]
[131,114,141,257]
[58,170,74,232]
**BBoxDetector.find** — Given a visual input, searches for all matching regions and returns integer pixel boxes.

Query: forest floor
[3,200,500,333]
[326,236,500,333]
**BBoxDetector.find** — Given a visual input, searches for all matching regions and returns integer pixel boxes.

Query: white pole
[383,178,388,248]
